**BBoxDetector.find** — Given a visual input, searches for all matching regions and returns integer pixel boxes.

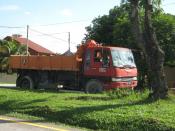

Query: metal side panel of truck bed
[9,55,80,71]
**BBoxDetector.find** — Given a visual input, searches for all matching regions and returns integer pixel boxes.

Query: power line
[0,26,24,29]
[29,28,77,45]
[31,19,91,27]
[0,19,91,29]
[47,32,70,35]
[30,28,68,43]
[35,32,69,36]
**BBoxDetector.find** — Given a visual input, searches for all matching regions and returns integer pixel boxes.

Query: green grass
[0,88,175,131]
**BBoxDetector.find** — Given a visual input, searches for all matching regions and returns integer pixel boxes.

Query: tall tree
[85,3,175,93]
[129,0,168,99]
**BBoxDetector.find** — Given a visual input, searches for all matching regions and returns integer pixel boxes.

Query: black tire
[85,80,103,94]
[19,76,34,89]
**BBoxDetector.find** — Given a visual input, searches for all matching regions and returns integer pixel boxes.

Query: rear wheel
[20,76,34,89]
[85,80,103,94]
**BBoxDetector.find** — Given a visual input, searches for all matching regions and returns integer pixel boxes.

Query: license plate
[128,81,131,85]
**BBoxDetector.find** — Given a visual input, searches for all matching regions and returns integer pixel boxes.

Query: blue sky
[0,0,174,53]
[0,0,120,26]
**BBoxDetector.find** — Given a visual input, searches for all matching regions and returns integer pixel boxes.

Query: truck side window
[84,49,91,67]
[94,50,102,63]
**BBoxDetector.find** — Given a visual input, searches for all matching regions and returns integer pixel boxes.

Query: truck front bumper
[103,80,137,90]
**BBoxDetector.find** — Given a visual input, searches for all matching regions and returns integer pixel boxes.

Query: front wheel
[85,80,103,94]
[19,76,34,89]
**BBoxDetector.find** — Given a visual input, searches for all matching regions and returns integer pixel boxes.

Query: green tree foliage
[153,14,175,66]
[0,39,26,71]
[85,4,136,48]
[85,4,175,90]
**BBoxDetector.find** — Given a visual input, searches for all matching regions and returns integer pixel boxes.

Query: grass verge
[0,88,175,131]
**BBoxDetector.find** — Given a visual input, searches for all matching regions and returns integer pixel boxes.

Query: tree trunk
[130,0,148,90]
[130,0,146,53]
[130,0,168,99]
[144,0,168,99]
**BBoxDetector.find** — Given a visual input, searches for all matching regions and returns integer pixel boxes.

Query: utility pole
[68,32,70,52]
[26,25,29,55]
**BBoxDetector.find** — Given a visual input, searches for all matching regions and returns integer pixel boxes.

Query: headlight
[132,77,137,81]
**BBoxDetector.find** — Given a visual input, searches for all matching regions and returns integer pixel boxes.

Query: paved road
[0,116,83,131]
[0,118,51,131]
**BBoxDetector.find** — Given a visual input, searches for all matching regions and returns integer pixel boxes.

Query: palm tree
[0,39,26,71]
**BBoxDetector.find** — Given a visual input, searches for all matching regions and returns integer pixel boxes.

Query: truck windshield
[111,49,136,68]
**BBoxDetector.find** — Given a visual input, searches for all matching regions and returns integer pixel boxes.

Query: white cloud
[60,9,73,17]
[24,11,31,15]
[0,5,19,11]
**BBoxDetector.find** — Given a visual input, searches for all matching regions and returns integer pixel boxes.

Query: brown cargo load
[9,55,79,71]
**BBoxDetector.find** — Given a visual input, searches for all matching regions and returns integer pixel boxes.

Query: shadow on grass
[0,94,158,120]
[0,86,83,94]
[65,95,118,101]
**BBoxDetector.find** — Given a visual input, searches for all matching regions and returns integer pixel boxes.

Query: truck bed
[9,55,79,71]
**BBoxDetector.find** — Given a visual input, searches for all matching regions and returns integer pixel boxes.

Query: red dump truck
[9,40,137,93]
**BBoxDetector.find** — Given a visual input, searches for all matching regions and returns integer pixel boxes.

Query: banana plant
[0,39,26,72]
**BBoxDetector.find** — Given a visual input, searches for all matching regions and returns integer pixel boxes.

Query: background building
[4,34,54,55]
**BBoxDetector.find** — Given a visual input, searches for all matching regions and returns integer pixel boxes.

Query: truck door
[84,48,111,76]
[93,48,111,76]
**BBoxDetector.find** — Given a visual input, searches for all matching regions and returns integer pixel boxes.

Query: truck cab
[81,40,137,93]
